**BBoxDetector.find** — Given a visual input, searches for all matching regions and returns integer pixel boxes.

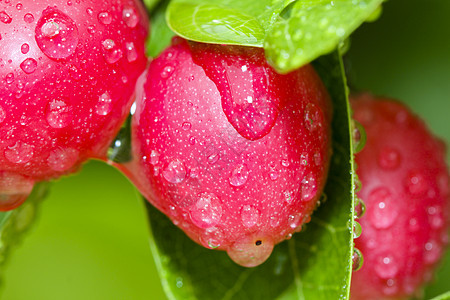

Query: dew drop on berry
[0,172,34,211]
[86,7,93,15]
[189,136,196,145]
[428,206,444,229]
[162,159,186,184]
[367,187,398,229]
[122,6,139,28]
[207,152,220,165]
[283,190,294,204]
[304,103,322,132]
[101,39,123,64]
[24,13,34,23]
[424,240,442,264]
[16,3,23,10]
[21,43,30,54]
[20,58,37,74]
[288,214,301,230]
[5,141,33,164]
[46,99,72,128]
[200,227,224,249]
[47,147,79,172]
[150,150,160,165]
[96,92,113,115]
[227,234,274,267]
[301,172,317,201]
[406,171,427,195]
[378,147,401,170]
[269,170,279,181]
[375,254,399,279]
[0,106,5,123]
[125,42,138,62]
[0,11,12,24]
[5,73,14,84]
[189,192,222,228]
[300,153,309,166]
[35,8,79,59]
[240,205,260,228]
[181,122,191,131]
[161,65,174,79]
[229,164,249,187]
[352,247,363,271]
[97,11,112,25]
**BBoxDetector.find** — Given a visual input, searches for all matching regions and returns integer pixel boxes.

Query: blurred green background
[2,0,449,299]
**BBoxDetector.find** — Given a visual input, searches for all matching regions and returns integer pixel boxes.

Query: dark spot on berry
[255,240,262,246]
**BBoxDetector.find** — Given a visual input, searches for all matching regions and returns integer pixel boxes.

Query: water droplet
[21,43,30,54]
[125,42,138,62]
[354,196,366,218]
[424,240,442,264]
[378,147,401,170]
[314,152,322,166]
[122,6,139,28]
[5,72,14,84]
[46,99,72,128]
[189,136,196,145]
[353,221,362,238]
[428,206,444,229]
[98,11,112,25]
[352,248,364,271]
[162,159,186,184]
[301,172,317,201]
[300,153,309,166]
[304,103,323,132]
[96,92,112,115]
[227,234,274,267]
[35,8,79,59]
[0,172,35,211]
[5,141,33,164]
[375,254,399,279]
[229,164,249,187]
[150,150,159,165]
[16,3,23,10]
[86,7,93,15]
[406,171,427,195]
[161,65,174,78]
[281,159,290,167]
[352,120,366,153]
[182,122,191,130]
[0,106,5,123]
[207,152,220,164]
[0,11,12,24]
[288,214,301,230]
[283,190,294,204]
[269,170,279,181]
[47,147,79,171]
[20,58,37,74]
[368,187,397,229]
[101,39,123,63]
[87,25,95,34]
[24,13,34,23]
[200,227,224,249]
[189,193,222,228]
[241,205,260,228]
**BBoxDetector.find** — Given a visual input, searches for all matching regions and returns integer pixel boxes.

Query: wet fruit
[0,0,148,210]
[127,37,332,267]
[350,94,449,299]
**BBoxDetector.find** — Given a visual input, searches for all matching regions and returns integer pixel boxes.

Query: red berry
[127,38,332,267]
[350,94,450,299]
[0,0,148,210]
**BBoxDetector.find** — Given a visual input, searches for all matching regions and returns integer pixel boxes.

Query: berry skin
[128,38,332,267]
[0,0,148,210]
[350,94,449,299]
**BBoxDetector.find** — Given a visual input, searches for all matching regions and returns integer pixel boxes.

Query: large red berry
[127,38,332,267]
[0,0,148,210]
[350,94,449,299]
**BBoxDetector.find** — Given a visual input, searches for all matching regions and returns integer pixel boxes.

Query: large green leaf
[0,182,49,279]
[145,50,357,300]
[166,0,383,72]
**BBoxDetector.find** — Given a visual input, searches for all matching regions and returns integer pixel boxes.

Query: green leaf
[145,51,356,300]
[166,0,383,72]
[146,0,176,58]
[430,292,450,300]
[0,182,50,272]
[265,0,384,73]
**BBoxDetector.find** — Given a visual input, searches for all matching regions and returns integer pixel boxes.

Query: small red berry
[350,94,449,299]
[127,38,332,267]
[0,0,149,210]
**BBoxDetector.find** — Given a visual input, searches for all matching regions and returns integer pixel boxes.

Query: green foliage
[145,51,357,300]
[166,0,383,72]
